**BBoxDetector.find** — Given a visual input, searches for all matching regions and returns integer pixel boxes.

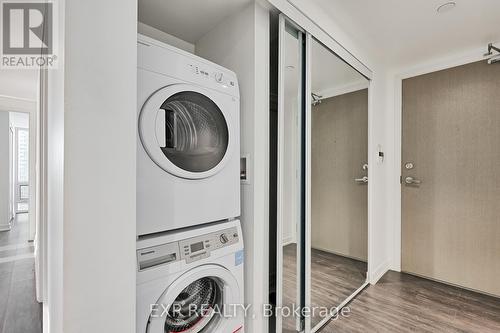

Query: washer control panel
[179,226,239,264]
[137,226,240,270]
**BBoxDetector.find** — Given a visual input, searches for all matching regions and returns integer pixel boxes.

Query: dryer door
[147,265,242,333]
[139,84,233,179]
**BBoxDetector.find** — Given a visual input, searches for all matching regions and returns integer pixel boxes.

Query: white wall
[45,0,137,331]
[0,69,38,101]
[0,112,10,230]
[137,22,195,53]
[0,7,37,102]
[196,3,270,332]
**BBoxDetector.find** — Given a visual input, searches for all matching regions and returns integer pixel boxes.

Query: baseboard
[311,245,367,263]
[0,222,12,231]
[369,260,390,285]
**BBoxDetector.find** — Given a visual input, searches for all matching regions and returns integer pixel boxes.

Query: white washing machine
[137,34,240,236]
[137,220,245,333]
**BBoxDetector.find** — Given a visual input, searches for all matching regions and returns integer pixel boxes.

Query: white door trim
[275,14,286,333]
[391,45,493,271]
[304,31,312,333]
[266,0,373,80]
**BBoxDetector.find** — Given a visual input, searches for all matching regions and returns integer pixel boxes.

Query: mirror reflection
[310,38,369,329]
[281,24,304,333]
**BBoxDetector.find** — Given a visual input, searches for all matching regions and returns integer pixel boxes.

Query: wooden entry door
[402,60,500,297]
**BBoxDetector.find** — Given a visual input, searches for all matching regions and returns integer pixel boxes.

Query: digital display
[190,242,204,253]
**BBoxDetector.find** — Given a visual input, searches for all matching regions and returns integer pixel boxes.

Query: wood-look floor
[320,271,500,333]
[282,245,367,331]
[0,214,42,333]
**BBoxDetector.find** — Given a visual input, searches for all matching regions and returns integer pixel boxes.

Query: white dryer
[137,34,240,236]
[137,220,245,333]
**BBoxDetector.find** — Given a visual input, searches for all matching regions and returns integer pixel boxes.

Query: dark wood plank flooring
[310,249,367,328]
[283,245,367,331]
[0,214,42,333]
[321,271,500,333]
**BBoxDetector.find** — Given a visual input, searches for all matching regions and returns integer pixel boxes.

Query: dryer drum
[160,91,229,173]
[164,277,221,332]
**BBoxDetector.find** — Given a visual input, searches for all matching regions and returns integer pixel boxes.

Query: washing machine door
[139,84,233,179]
[147,265,241,333]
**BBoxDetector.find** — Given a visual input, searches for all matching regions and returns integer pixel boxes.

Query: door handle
[405,176,421,185]
[164,109,177,149]
[354,176,368,184]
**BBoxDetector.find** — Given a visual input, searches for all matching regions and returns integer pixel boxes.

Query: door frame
[391,45,493,271]
[0,98,37,239]
[276,14,306,333]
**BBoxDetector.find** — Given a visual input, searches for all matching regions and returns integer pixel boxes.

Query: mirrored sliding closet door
[309,37,369,331]
[273,14,370,333]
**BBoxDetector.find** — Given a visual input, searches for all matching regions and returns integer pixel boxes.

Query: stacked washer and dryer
[136,34,244,333]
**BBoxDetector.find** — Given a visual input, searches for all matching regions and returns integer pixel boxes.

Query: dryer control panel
[137,226,240,270]
[188,64,237,89]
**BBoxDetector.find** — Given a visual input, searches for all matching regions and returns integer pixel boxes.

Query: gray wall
[311,90,368,261]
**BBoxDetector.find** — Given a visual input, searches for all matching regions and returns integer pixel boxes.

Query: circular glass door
[139,85,232,179]
[147,265,241,333]
[164,277,221,333]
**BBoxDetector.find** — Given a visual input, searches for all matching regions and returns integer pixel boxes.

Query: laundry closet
[136,1,270,333]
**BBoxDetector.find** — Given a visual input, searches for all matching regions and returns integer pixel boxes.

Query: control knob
[220,233,229,244]
[215,72,224,83]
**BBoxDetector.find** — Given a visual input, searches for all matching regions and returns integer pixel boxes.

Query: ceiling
[309,0,500,68]
[138,0,252,44]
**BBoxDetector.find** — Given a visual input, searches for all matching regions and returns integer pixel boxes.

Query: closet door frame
[303,31,312,333]
[276,13,307,333]
[274,6,374,333]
